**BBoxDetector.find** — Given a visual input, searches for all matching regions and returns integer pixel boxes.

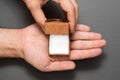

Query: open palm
[20,24,106,72]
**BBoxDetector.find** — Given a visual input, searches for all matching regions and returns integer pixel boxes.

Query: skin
[23,0,78,33]
[0,24,106,72]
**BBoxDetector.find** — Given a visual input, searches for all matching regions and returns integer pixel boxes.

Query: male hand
[23,0,78,33]
[20,24,106,72]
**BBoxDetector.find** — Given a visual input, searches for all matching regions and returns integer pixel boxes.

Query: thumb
[30,8,46,31]
[43,61,76,72]
[24,0,47,31]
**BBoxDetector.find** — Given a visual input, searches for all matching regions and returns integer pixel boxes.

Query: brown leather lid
[44,19,69,34]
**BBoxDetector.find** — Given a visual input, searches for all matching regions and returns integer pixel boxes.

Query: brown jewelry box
[44,20,70,61]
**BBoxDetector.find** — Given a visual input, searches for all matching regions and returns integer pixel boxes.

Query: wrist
[17,29,24,58]
[0,28,24,58]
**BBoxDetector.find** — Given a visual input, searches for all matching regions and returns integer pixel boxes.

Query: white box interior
[49,34,69,55]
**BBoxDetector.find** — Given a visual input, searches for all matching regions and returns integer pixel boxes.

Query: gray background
[0,0,119,80]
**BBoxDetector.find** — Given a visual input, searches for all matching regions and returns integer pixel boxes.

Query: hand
[20,24,106,72]
[23,0,78,33]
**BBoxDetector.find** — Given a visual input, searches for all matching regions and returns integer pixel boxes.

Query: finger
[31,8,46,29]
[71,39,106,50]
[25,1,46,30]
[70,48,102,60]
[76,24,91,32]
[70,0,79,22]
[53,0,76,33]
[71,32,102,40]
[44,61,75,72]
